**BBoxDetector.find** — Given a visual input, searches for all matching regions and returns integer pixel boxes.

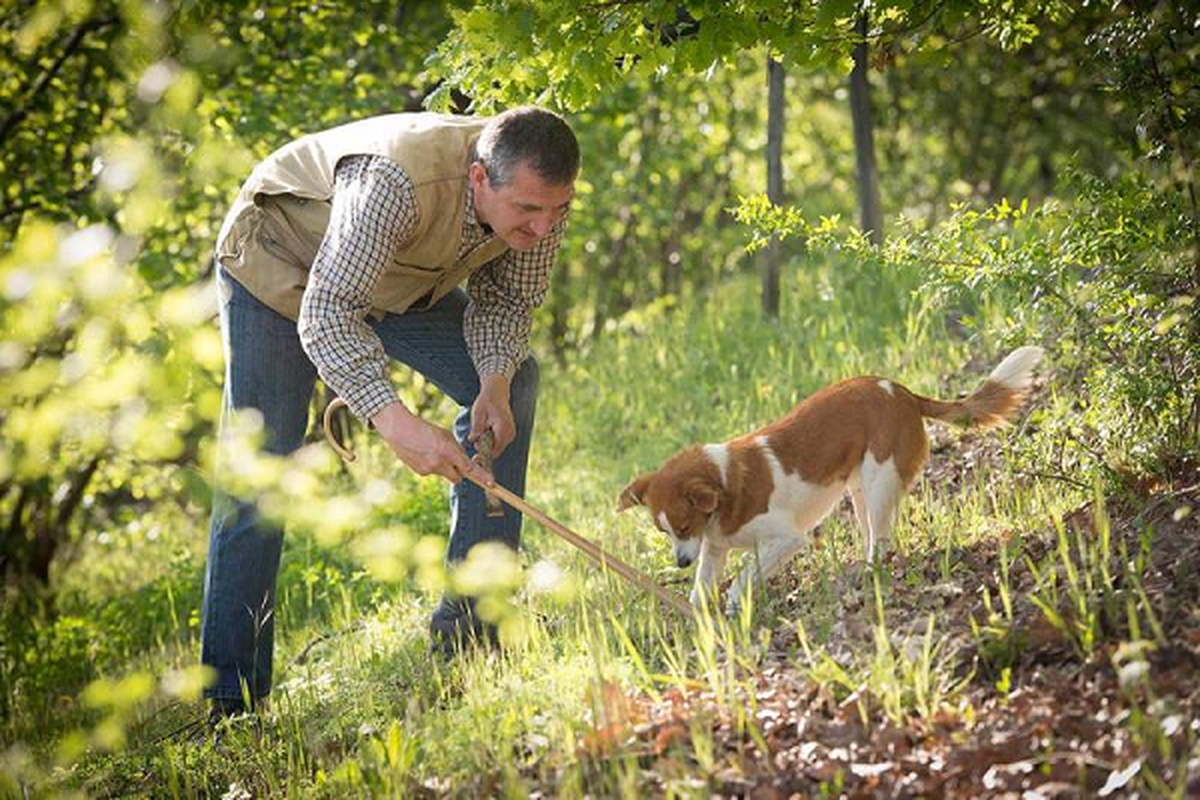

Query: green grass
[4,254,1196,797]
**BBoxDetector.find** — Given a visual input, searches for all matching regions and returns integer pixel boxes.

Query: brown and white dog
[618,347,1043,612]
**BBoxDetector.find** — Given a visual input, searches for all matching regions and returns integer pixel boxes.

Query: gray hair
[475,106,580,188]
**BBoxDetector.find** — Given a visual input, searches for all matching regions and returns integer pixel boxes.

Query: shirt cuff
[474,353,520,381]
[339,379,400,423]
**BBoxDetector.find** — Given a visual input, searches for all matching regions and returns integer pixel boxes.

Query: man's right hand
[371,402,493,486]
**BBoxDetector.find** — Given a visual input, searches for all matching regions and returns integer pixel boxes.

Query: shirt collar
[463,182,493,235]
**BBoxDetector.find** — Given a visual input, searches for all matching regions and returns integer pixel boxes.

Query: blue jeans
[200,268,539,702]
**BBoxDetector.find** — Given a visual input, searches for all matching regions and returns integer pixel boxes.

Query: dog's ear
[617,473,654,512]
[685,478,720,514]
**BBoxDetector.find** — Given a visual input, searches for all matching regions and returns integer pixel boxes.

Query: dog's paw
[723,587,744,617]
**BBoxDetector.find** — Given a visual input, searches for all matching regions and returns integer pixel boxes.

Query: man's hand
[371,402,493,486]
[470,374,516,457]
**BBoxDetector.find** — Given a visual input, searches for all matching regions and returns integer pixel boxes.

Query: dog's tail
[915,346,1044,429]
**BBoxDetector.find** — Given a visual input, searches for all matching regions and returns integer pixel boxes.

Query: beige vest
[215,113,510,320]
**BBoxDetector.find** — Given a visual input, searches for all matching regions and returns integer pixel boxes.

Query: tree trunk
[850,12,884,245]
[589,208,633,341]
[549,257,571,366]
[31,456,101,584]
[763,55,785,318]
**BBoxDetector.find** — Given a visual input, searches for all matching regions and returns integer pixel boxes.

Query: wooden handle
[321,397,693,619]
[474,479,694,618]
[475,430,506,518]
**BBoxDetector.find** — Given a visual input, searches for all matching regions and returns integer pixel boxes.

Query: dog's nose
[676,553,694,568]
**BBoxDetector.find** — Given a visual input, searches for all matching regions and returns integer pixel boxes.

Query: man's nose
[529,215,552,237]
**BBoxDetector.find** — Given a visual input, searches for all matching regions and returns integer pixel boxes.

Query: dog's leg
[690,538,728,609]
[727,531,805,615]
[822,475,873,598]
[847,471,870,546]
[861,455,904,562]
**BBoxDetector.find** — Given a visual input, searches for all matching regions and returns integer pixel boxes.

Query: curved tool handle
[323,397,357,463]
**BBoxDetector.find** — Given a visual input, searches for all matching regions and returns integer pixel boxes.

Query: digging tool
[321,397,694,618]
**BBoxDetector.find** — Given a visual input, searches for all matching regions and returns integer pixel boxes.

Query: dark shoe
[205,695,270,746]
[207,696,244,725]
[206,694,265,731]
[429,595,498,658]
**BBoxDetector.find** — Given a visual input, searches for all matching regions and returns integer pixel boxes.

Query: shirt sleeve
[297,155,418,421]
[463,216,566,379]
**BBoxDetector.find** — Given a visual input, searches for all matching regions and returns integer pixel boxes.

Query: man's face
[470,161,574,251]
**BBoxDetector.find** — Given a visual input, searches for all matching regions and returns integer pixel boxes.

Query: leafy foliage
[426,0,1064,112]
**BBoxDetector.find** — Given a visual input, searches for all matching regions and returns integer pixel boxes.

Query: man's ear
[617,473,654,512]
[685,478,720,514]
[468,161,488,191]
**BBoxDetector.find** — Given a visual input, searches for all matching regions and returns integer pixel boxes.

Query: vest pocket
[257,193,331,268]
[227,210,311,320]
[258,227,308,270]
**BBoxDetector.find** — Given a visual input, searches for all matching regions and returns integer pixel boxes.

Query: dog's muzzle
[673,537,701,569]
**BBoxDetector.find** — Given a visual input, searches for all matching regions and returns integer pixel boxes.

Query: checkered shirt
[297,154,564,422]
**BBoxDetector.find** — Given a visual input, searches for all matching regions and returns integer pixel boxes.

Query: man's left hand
[470,374,516,457]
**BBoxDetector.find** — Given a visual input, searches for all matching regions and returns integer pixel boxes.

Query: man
[201,107,579,719]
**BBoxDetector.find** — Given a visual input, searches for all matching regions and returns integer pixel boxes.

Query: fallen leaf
[1098,759,1141,796]
[652,722,687,755]
[850,761,894,778]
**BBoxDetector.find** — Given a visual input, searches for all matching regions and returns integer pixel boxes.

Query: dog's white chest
[718,442,844,549]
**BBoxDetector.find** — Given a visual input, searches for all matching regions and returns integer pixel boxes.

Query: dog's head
[617,446,722,568]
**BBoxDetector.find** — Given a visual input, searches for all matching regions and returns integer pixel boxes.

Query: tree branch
[54,455,102,532]
[0,16,118,144]
[0,178,98,224]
